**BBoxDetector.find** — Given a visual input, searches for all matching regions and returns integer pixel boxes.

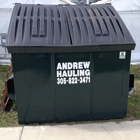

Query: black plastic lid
[6,4,71,47]
[6,4,135,52]
[65,5,135,46]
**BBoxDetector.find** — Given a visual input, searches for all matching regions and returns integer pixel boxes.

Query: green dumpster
[6,4,135,124]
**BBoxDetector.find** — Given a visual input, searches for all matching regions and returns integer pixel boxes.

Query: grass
[129,65,140,120]
[0,111,18,127]
[127,94,140,119]
[0,65,19,127]
[0,64,140,127]
[126,65,140,120]
[130,64,140,80]
[0,65,9,99]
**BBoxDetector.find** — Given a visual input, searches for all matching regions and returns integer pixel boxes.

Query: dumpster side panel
[91,51,131,119]
[54,53,91,121]
[12,53,55,123]
[121,51,131,116]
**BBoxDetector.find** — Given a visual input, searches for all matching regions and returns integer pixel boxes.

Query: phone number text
[57,77,90,85]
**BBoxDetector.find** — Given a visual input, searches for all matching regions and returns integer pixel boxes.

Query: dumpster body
[6,4,135,124]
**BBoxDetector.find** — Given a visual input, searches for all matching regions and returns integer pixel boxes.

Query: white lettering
[56,61,91,84]
[62,70,67,77]
[78,62,83,69]
[76,70,79,76]
[62,63,67,70]
[57,63,62,70]
[79,70,85,76]
[57,71,62,77]
[83,62,90,69]
[73,70,77,77]
[68,62,72,69]
[85,69,90,76]
[73,62,78,69]
[67,70,72,77]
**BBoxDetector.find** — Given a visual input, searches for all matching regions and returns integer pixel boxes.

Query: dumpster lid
[65,5,135,47]
[6,4,71,47]
[6,4,135,51]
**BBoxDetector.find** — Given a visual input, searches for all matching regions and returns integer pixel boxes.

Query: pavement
[0,120,140,140]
